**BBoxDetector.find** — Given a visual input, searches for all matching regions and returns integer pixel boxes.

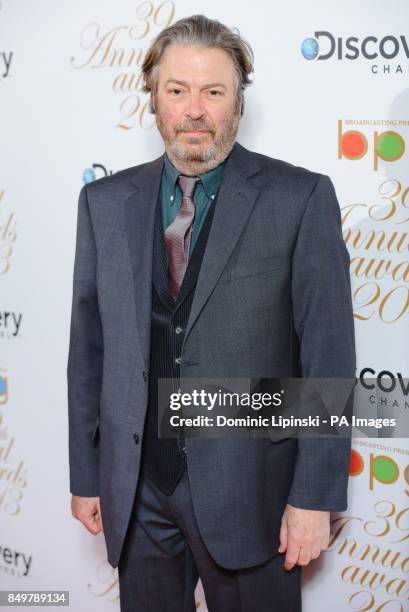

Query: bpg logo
[301,32,409,61]
[350,448,409,493]
[338,120,406,171]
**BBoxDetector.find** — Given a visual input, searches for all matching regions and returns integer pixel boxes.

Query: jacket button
[175,326,183,334]
[133,433,139,444]
[142,371,148,382]
[175,357,182,365]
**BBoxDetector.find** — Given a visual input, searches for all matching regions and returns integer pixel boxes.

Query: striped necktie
[165,174,199,300]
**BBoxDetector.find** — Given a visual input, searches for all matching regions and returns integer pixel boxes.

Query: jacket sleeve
[67,184,103,497]
[287,174,356,511]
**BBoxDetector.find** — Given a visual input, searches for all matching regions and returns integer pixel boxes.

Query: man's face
[154,45,242,169]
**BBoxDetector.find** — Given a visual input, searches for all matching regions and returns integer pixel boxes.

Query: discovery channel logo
[301,31,409,63]
[0,368,8,404]
[82,163,113,184]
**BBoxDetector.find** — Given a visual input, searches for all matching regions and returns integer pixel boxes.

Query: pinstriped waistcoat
[140,192,218,494]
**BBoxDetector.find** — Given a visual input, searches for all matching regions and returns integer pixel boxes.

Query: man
[68,14,356,612]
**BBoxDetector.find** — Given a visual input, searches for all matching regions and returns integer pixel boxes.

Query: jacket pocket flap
[226,256,283,281]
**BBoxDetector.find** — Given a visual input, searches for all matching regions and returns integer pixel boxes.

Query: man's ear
[150,88,159,115]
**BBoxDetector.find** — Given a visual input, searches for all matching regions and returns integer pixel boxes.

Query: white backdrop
[1,0,408,610]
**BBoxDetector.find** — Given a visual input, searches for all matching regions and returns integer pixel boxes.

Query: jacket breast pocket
[225,255,283,281]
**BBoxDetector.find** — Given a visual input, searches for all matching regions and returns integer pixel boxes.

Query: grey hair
[141,14,254,116]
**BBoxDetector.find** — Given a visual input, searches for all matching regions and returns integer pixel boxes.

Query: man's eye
[170,89,182,95]
[209,90,222,96]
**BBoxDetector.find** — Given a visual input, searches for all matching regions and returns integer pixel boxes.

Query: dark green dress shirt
[160,153,225,256]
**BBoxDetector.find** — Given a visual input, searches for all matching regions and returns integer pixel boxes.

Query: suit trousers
[117,468,302,612]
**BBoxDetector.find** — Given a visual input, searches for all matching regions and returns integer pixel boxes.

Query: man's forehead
[159,44,236,78]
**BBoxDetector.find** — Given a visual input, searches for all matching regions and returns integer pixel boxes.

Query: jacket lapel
[183,142,261,343]
[124,154,164,366]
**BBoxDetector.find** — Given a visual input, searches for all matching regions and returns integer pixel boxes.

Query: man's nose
[186,93,205,119]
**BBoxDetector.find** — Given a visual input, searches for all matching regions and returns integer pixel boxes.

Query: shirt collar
[163,152,225,200]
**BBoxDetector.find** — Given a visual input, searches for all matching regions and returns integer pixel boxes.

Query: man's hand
[71,495,104,535]
[278,504,330,570]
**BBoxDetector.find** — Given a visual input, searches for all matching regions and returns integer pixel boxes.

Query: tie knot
[178,174,199,199]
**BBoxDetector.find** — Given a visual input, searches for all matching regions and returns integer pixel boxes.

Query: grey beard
[168,139,218,163]
[165,119,240,173]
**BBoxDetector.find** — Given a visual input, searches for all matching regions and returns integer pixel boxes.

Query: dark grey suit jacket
[67,141,356,570]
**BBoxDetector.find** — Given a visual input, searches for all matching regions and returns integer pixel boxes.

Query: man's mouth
[181,130,208,134]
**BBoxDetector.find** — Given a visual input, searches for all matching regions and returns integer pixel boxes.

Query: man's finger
[74,507,102,535]
[298,544,312,566]
[85,511,101,535]
[278,520,288,553]
[97,499,104,533]
[311,543,322,560]
[284,538,300,571]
